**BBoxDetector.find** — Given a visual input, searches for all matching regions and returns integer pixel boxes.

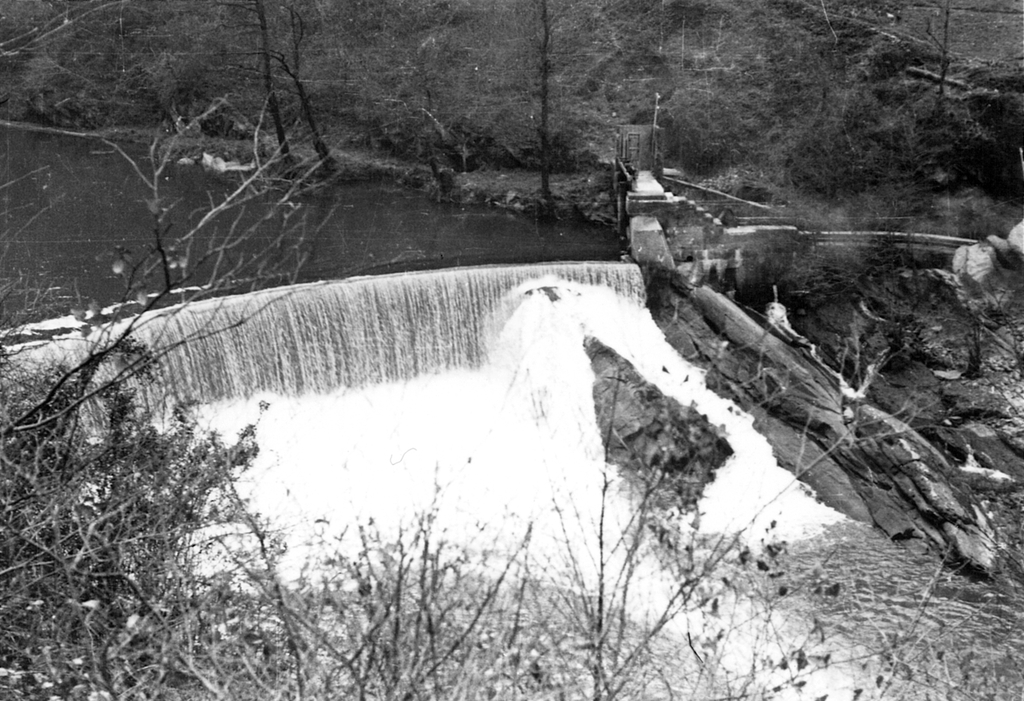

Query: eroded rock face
[646,272,1008,576]
[585,337,732,511]
[842,405,998,571]
[931,422,1024,482]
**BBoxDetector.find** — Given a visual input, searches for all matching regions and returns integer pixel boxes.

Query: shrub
[0,338,258,699]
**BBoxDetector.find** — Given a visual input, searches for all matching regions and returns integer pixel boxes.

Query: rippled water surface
[781,520,1024,697]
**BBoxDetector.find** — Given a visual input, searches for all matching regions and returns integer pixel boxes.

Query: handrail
[616,158,632,182]
[660,174,773,211]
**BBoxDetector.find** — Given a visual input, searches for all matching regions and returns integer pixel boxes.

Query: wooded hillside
[2,0,1021,230]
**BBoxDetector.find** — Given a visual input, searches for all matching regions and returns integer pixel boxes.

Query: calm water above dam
[0,125,620,320]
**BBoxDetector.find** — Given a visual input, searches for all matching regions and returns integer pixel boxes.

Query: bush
[0,326,868,700]
[0,338,258,699]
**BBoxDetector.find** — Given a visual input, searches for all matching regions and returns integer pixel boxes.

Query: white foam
[192,278,867,698]
[512,277,845,543]
[199,278,842,590]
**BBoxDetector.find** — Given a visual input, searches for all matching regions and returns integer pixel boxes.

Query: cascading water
[18,260,1022,697]
[185,263,877,699]
[129,262,645,406]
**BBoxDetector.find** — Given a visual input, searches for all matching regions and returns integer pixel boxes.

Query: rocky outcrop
[647,272,1004,575]
[585,337,733,511]
[932,422,1024,482]
[953,218,1024,295]
[839,403,998,570]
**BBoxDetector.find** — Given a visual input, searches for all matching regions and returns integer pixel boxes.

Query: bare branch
[0,1,130,57]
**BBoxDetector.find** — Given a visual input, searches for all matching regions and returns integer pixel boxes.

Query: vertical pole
[651,93,661,172]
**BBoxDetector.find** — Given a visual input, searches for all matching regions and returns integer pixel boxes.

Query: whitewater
[202,277,844,566]
[180,271,889,698]
[10,262,1016,698]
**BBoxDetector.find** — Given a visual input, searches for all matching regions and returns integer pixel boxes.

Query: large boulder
[952,242,997,284]
[839,404,998,571]
[748,407,874,523]
[1008,219,1024,256]
[586,337,733,511]
[953,221,1024,296]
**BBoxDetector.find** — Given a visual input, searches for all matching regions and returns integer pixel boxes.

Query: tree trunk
[287,7,332,168]
[254,0,290,157]
[537,0,553,211]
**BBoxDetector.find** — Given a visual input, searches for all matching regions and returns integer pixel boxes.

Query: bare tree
[274,4,333,169]
[537,0,554,211]
[2,110,318,435]
[925,0,954,98]
[0,0,127,58]
[251,0,292,157]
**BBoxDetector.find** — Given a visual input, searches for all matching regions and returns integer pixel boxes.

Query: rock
[586,337,732,511]
[835,404,1001,571]
[686,285,845,434]
[750,409,873,523]
[1008,219,1024,255]
[998,429,1024,459]
[986,235,1023,270]
[201,152,255,173]
[952,243,997,284]
[652,286,873,522]
[940,382,1012,420]
[861,486,921,541]
[932,422,1024,481]
[943,521,997,572]
[987,234,1011,253]
[648,276,1006,575]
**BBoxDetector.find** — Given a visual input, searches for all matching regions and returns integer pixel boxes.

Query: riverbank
[784,258,1024,586]
[131,124,1024,238]
[2,119,613,225]
[8,115,1021,239]
[89,123,620,226]
[4,0,1021,242]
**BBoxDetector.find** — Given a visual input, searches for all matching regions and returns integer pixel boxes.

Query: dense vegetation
[3,4,1024,696]
[1,0,1022,232]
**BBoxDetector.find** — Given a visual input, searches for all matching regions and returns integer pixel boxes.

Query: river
[4,124,1023,699]
[0,124,620,321]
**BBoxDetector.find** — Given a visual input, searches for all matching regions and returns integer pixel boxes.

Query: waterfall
[129,262,644,405]
[199,272,858,700]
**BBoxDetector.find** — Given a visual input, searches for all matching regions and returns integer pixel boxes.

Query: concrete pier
[627,215,674,270]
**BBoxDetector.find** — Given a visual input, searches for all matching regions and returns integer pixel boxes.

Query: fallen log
[905,66,972,91]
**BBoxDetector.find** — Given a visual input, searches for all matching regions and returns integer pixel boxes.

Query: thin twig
[819,0,838,44]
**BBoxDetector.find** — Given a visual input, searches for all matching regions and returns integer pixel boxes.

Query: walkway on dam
[618,164,977,291]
